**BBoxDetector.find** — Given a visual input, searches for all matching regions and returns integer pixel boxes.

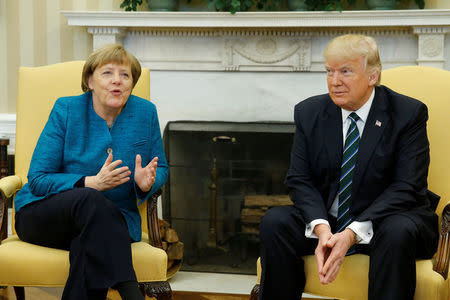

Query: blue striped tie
[337,112,360,255]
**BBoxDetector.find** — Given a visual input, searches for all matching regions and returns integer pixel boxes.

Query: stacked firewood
[158,219,183,270]
[240,195,293,235]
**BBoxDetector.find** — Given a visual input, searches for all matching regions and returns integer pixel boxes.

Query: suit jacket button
[107,148,113,154]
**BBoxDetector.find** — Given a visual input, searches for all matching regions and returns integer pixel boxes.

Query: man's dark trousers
[258,205,437,300]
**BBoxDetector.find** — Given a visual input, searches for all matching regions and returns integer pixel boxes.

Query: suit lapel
[324,98,343,178]
[352,86,389,196]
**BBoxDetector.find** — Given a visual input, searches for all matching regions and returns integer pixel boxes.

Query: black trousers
[15,188,137,300]
[258,206,438,300]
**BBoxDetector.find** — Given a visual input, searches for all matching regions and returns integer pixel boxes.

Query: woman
[13,44,169,300]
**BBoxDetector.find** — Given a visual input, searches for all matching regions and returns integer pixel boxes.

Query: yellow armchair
[0,61,172,300]
[250,66,450,300]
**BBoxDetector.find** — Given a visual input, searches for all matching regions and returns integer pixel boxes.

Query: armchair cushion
[256,256,448,300]
[0,233,167,286]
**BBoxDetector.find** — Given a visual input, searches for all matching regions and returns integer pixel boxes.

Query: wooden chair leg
[13,286,25,300]
[139,281,172,300]
[250,284,259,300]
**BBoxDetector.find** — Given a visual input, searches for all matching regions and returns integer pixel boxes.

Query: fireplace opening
[162,121,294,274]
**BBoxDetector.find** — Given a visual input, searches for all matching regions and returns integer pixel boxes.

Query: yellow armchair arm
[0,175,23,199]
[433,200,450,279]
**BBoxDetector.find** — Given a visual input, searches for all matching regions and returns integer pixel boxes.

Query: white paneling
[99,0,113,10]
[0,0,7,112]
[46,0,61,64]
[72,0,90,60]
[18,0,34,67]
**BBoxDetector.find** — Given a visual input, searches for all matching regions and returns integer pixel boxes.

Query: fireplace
[60,9,450,275]
[163,121,294,274]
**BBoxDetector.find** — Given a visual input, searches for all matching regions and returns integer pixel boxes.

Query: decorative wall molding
[64,10,450,71]
[0,114,16,155]
[87,27,126,52]
[63,10,450,28]
[224,35,311,71]
[414,26,450,68]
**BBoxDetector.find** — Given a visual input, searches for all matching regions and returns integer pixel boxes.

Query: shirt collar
[341,88,375,124]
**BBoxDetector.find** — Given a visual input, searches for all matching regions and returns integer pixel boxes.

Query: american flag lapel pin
[375,120,382,127]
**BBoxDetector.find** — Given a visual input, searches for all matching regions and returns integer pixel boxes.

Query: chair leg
[13,286,25,300]
[250,284,259,300]
[139,281,172,300]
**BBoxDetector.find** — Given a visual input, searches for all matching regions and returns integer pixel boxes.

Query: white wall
[150,71,328,132]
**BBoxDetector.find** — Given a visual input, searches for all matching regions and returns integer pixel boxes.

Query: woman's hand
[134,154,158,193]
[85,153,131,191]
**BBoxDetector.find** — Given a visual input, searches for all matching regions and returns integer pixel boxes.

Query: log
[244,195,292,207]
[164,228,179,243]
[241,224,260,235]
[167,259,175,270]
[241,208,267,224]
[167,241,184,260]
[240,195,292,235]
[158,219,170,240]
[158,219,183,270]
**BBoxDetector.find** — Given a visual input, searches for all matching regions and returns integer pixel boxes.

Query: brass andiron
[207,136,237,250]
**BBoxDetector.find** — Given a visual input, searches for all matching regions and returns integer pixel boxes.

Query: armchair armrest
[0,175,22,241]
[433,201,450,279]
[146,189,163,249]
[0,175,22,199]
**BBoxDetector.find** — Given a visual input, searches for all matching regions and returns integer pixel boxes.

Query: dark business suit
[259,85,438,300]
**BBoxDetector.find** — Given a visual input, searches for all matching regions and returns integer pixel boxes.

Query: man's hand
[320,228,356,285]
[85,153,131,191]
[314,224,333,284]
[134,155,158,193]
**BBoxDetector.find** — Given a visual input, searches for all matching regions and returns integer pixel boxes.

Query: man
[259,34,438,300]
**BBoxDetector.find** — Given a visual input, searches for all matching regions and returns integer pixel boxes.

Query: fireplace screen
[162,121,294,274]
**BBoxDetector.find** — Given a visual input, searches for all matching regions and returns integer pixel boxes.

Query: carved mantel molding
[63,10,450,71]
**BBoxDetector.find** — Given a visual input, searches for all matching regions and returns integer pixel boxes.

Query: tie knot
[349,112,360,123]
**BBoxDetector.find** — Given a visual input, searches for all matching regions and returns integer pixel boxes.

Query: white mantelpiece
[64,10,450,70]
[61,9,450,135]
[64,10,450,27]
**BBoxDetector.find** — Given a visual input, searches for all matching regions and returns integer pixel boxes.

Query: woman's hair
[323,34,382,85]
[81,44,142,92]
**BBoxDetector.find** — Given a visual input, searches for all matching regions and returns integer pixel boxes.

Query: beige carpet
[1,287,249,300]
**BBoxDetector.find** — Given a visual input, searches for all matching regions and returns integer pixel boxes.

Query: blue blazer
[14,91,169,242]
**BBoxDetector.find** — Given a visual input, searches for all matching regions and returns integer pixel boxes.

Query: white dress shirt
[305,89,375,244]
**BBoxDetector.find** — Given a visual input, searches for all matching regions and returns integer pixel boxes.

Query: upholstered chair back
[380,66,450,217]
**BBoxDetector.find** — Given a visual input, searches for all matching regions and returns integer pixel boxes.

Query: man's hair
[81,44,142,92]
[323,34,382,85]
